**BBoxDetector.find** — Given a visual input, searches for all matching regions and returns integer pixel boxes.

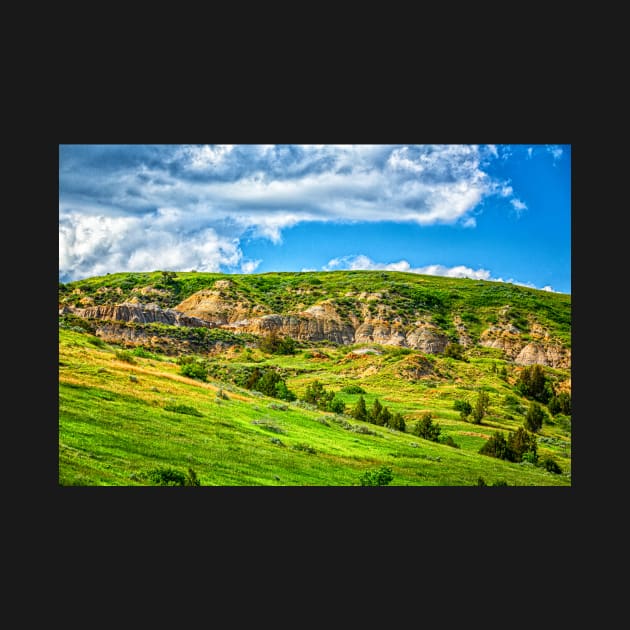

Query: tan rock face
[514,343,571,368]
[480,322,571,368]
[64,286,570,367]
[479,324,524,360]
[405,322,450,353]
[77,303,214,328]
[175,290,258,324]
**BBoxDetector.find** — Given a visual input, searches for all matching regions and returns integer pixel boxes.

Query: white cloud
[59,144,523,281]
[546,145,564,162]
[59,211,242,282]
[510,198,527,214]
[324,255,491,280]
[182,144,234,170]
[322,255,556,290]
[240,259,262,274]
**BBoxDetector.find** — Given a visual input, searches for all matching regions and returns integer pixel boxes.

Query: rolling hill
[58,270,571,486]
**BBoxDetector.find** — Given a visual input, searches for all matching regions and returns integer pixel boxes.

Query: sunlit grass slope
[59,328,570,486]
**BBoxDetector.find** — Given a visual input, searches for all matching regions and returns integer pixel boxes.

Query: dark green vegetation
[59,271,571,486]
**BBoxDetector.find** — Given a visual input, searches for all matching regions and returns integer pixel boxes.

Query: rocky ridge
[60,283,570,368]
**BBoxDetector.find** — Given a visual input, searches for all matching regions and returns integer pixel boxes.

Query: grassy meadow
[59,279,571,486]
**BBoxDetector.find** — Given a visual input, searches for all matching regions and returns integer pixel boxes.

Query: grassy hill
[58,271,571,486]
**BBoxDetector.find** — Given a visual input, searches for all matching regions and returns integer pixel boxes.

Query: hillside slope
[59,271,571,487]
[59,270,571,368]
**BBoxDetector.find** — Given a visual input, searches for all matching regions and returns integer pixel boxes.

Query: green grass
[59,326,571,486]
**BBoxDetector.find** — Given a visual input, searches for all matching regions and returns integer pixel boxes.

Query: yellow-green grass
[59,329,570,486]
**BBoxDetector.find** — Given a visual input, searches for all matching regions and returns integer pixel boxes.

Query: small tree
[507,426,538,462]
[370,398,384,425]
[413,412,441,442]
[479,431,514,461]
[380,406,393,428]
[471,391,490,424]
[454,399,472,421]
[352,395,368,422]
[524,401,546,433]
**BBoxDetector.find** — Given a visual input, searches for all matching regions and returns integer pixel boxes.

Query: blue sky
[59,144,571,293]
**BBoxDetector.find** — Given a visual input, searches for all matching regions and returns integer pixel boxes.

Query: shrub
[442,435,460,448]
[131,346,153,358]
[444,342,466,360]
[179,360,208,381]
[87,336,106,348]
[329,397,346,415]
[252,419,286,434]
[516,364,553,404]
[115,349,136,364]
[259,332,296,355]
[292,443,316,454]
[453,399,472,420]
[543,457,562,474]
[341,384,366,394]
[386,411,406,432]
[164,404,203,417]
[146,466,200,486]
[359,465,393,486]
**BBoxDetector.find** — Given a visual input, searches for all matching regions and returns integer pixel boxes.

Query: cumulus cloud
[59,211,242,282]
[324,255,492,280]
[59,144,526,281]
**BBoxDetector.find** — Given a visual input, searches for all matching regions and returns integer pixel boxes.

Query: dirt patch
[458,430,492,439]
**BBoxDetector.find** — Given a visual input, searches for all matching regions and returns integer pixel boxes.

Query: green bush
[453,399,472,420]
[164,404,203,417]
[444,342,466,360]
[131,346,154,358]
[441,435,460,448]
[341,384,366,394]
[359,465,393,486]
[115,349,136,364]
[329,397,346,414]
[543,457,562,474]
[146,466,200,486]
[180,360,208,381]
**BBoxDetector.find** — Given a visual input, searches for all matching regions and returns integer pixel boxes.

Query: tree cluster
[412,412,441,442]
[478,427,537,463]
[351,395,406,431]
[258,332,296,355]
[303,380,345,414]
[239,366,296,401]
[516,364,554,404]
